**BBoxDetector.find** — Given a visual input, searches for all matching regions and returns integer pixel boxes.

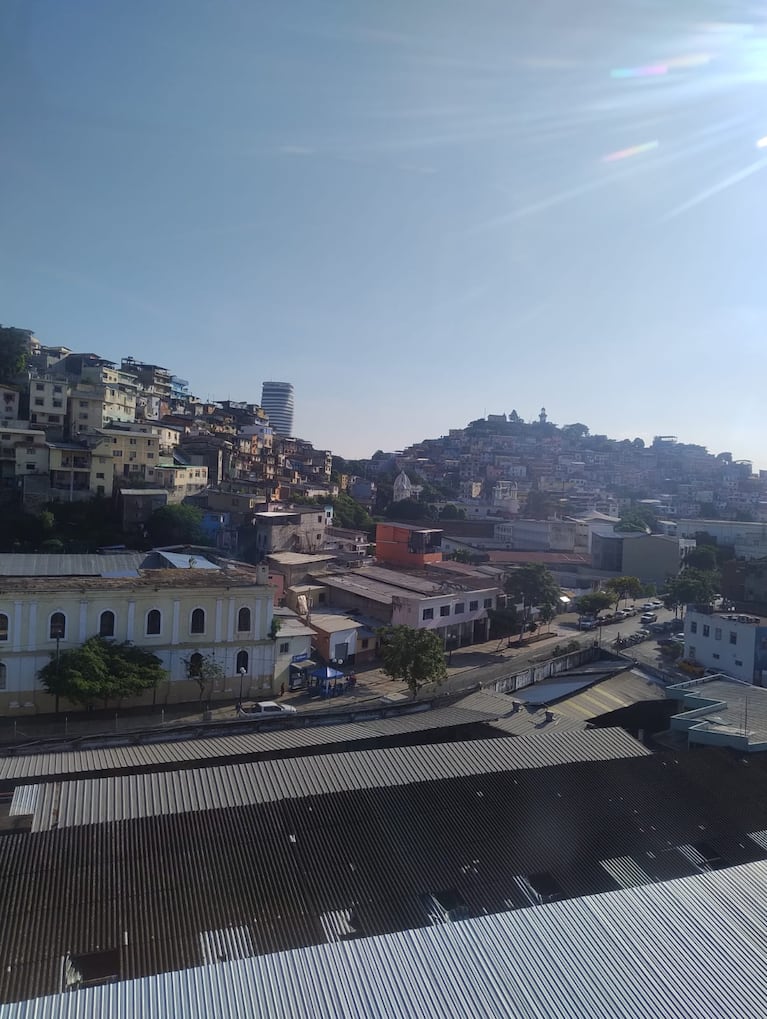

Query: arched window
[237,607,251,633]
[99,610,115,638]
[189,652,203,678]
[146,609,162,635]
[0,614,8,642]
[236,650,249,673]
[50,612,66,640]
[0,663,6,690]
[190,608,205,634]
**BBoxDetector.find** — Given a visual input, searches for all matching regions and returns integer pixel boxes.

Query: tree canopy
[684,545,718,572]
[664,568,719,612]
[38,636,165,709]
[146,503,207,546]
[504,564,561,627]
[377,625,447,694]
[385,498,435,521]
[0,326,29,383]
[616,506,659,533]
[524,490,557,520]
[574,591,613,617]
[330,492,374,532]
[604,575,643,610]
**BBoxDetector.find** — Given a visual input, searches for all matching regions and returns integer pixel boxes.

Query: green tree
[146,503,207,546]
[616,506,659,533]
[524,490,556,520]
[452,548,476,564]
[488,605,519,639]
[377,625,448,695]
[182,651,225,699]
[39,510,55,532]
[0,326,29,383]
[39,538,65,553]
[604,575,643,611]
[439,503,463,520]
[574,591,613,617]
[684,545,718,571]
[38,636,165,710]
[269,617,283,639]
[504,564,561,638]
[385,498,430,521]
[330,492,374,532]
[562,422,590,439]
[664,569,718,614]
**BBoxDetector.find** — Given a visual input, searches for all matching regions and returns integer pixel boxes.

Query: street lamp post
[447,632,459,665]
[238,667,246,705]
[52,624,64,714]
[331,658,344,696]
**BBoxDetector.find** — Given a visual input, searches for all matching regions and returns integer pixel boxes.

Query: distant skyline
[2,2,767,465]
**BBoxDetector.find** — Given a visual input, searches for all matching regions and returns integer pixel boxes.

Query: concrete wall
[684,610,760,683]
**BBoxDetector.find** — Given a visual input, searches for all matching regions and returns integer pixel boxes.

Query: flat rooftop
[669,677,767,748]
[307,611,370,634]
[0,567,264,594]
[483,551,591,565]
[267,552,336,567]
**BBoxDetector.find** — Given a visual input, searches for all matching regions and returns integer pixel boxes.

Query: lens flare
[603,141,659,163]
[610,65,668,79]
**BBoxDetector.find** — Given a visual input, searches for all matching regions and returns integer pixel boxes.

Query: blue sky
[2,1,767,463]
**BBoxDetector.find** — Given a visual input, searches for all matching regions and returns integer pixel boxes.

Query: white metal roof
[4,859,767,1017]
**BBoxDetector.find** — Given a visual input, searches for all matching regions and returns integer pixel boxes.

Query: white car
[238,700,297,717]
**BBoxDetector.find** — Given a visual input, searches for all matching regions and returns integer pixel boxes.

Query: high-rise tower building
[260,381,294,437]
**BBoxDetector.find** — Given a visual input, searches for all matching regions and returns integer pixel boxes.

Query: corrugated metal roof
[1,749,767,1004]
[8,785,38,816]
[488,710,588,737]
[0,707,507,782]
[554,669,666,722]
[152,551,220,570]
[26,729,649,830]
[4,859,767,1017]
[0,553,145,577]
[669,678,767,745]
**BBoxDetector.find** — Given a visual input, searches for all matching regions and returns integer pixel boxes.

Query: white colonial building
[0,552,277,713]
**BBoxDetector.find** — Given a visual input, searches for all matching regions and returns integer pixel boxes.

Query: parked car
[238,700,297,717]
[640,612,657,623]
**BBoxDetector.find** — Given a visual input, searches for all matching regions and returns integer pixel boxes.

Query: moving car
[640,612,657,624]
